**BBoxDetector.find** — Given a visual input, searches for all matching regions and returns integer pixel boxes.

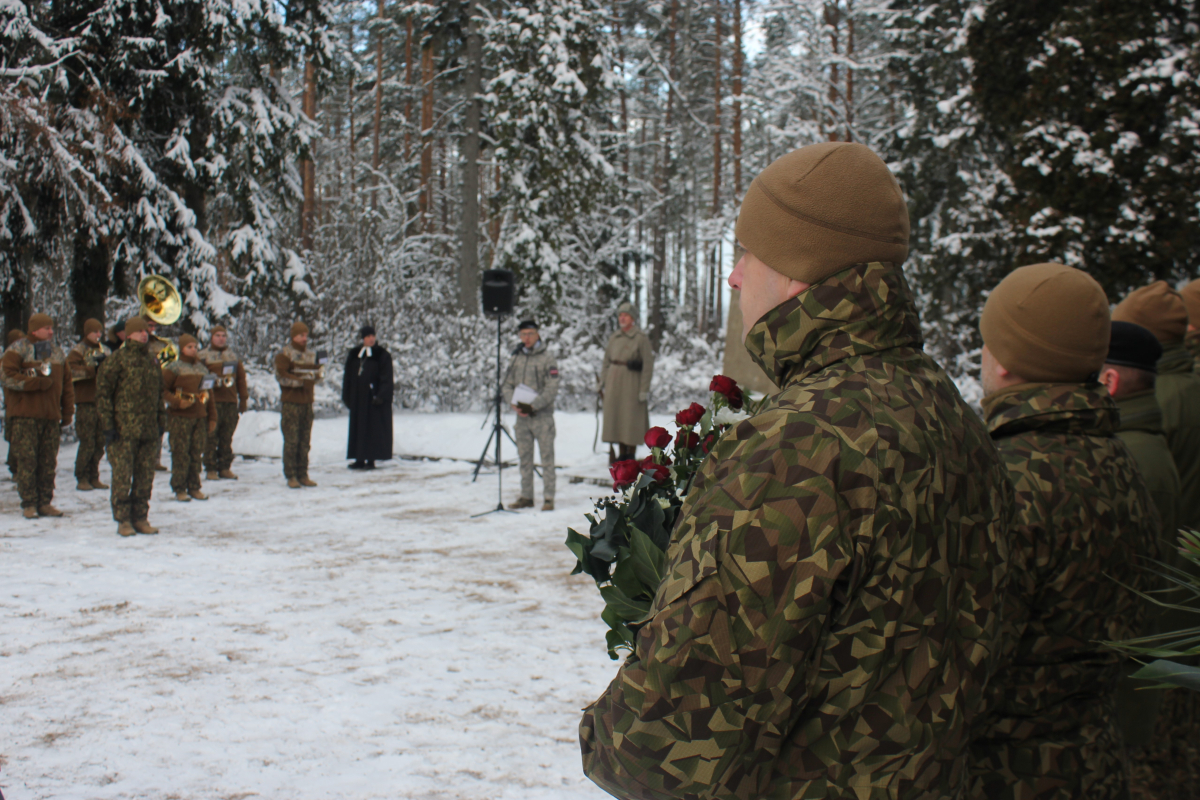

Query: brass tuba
[137,274,182,366]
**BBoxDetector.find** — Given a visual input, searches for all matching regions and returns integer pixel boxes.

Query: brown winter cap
[178,333,198,350]
[980,263,1111,383]
[1180,279,1200,326]
[125,316,148,334]
[27,313,53,333]
[211,323,227,334]
[8,329,24,345]
[83,318,103,335]
[1112,281,1188,344]
[291,321,309,337]
[735,142,909,283]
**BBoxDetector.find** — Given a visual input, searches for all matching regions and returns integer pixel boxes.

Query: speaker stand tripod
[472,314,518,517]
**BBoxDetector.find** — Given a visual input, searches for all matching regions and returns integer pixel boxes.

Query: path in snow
[0,412,659,800]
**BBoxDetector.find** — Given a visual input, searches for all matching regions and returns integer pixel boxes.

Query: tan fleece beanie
[1112,281,1187,344]
[1176,279,1200,329]
[125,316,148,334]
[178,333,198,350]
[980,263,1110,382]
[84,318,103,335]
[734,142,909,283]
[211,323,227,334]
[290,321,309,338]
[27,312,53,333]
[8,329,25,345]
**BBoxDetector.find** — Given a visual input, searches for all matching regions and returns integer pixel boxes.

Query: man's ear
[784,278,812,301]
[1099,366,1119,397]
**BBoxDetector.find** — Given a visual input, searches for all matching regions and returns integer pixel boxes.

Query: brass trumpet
[23,362,52,378]
[219,375,236,388]
[174,389,210,406]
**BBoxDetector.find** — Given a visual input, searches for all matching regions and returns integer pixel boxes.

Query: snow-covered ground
[0,411,672,800]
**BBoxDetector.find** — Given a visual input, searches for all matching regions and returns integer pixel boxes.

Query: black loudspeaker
[481,269,515,316]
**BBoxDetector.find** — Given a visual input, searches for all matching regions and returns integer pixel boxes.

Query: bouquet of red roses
[565,375,751,658]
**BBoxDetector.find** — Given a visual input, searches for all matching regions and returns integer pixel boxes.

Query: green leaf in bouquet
[600,583,651,622]
[1131,659,1200,692]
[605,628,633,660]
[610,547,647,600]
[629,492,667,545]
[629,524,667,590]
[565,527,592,577]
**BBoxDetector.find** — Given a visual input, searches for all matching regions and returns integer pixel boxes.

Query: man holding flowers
[580,142,1014,800]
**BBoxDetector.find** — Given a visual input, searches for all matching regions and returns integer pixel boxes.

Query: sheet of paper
[511,383,539,406]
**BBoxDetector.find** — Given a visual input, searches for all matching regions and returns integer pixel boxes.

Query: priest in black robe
[342,325,394,469]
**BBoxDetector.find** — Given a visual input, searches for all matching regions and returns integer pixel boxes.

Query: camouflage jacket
[581,262,1014,800]
[1186,330,1200,370]
[1154,343,1200,530]
[67,339,112,404]
[275,342,317,405]
[0,336,74,422]
[969,384,1158,777]
[197,345,249,405]
[501,340,560,414]
[162,355,218,422]
[96,339,169,440]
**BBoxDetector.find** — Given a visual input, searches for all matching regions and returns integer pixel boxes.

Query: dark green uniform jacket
[97,339,169,439]
[968,384,1159,800]
[1155,343,1200,531]
[581,262,1015,800]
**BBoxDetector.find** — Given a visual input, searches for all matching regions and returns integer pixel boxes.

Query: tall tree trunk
[71,237,110,336]
[419,34,435,230]
[846,6,855,142]
[706,0,722,336]
[301,55,317,251]
[348,69,356,205]
[732,0,743,199]
[373,0,385,210]
[649,0,679,349]
[404,10,414,162]
[2,247,31,338]
[458,0,482,313]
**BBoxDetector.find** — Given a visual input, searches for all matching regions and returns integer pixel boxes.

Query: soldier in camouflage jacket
[582,144,1014,800]
[96,317,170,535]
[67,318,112,490]
[969,264,1159,800]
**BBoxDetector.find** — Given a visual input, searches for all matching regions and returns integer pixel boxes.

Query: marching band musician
[162,334,217,502]
[275,321,320,489]
[198,324,249,480]
[67,318,112,491]
[0,313,74,519]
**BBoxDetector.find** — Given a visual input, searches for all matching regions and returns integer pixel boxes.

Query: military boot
[188,489,208,501]
[77,480,94,491]
[22,507,37,519]
[299,476,317,487]
[38,505,64,517]
[287,478,302,489]
[542,499,555,511]
[155,462,168,471]
[133,519,159,535]
[219,469,238,480]
[206,470,220,481]
[175,491,191,502]
[91,478,108,489]
[508,497,534,510]
[117,521,136,537]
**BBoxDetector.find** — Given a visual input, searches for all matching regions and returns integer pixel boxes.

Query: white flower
[656,496,672,510]
[713,406,750,426]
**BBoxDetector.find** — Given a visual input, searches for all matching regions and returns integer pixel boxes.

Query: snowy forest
[3,0,1200,412]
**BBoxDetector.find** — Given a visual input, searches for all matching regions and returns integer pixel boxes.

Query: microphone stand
[472,313,517,516]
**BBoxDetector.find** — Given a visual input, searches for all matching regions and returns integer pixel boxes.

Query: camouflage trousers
[10,417,60,509]
[169,416,207,493]
[968,712,1129,800]
[74,402,106,482]
[281,402,313,480]
[515,413,555,501]
[108,434,158,523]
[4,413,13,475]
[204,403,239,472]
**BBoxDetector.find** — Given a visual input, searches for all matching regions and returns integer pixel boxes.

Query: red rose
[701,433,717,454]
[727,386,744,410]
[675,430,699,450]
[709,375,738,396]
[675,402,705,427]
[644,426,672,449]
[640,455,671,482]
[610,459,641,491]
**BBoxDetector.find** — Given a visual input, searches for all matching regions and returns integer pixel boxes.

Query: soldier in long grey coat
[599,302,653,462]
[501,320,559,511]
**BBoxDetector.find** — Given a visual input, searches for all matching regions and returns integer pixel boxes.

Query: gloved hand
[238,399,248,414]
[208,420,217,435]
[177,396,195,410]
[105,429,118,446]
[371,396,384,407]
[23,376,53,392]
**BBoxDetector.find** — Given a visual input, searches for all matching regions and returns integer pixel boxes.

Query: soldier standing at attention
[581,143,1014,800]
[1182,278,1200,368]
[501,320,560,511]
[144,314,170,471]
[199,324,248,480]
[162,334,217,502]
[275,321,318,489]
[1099,321,1181,751]
[2,313,75,518]
[67,318,112,491]
[97,316,169,536]
[4,328,24,477]
[1112,281,1200,531]
[599,302,653,463]
[968,264,1158,800]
